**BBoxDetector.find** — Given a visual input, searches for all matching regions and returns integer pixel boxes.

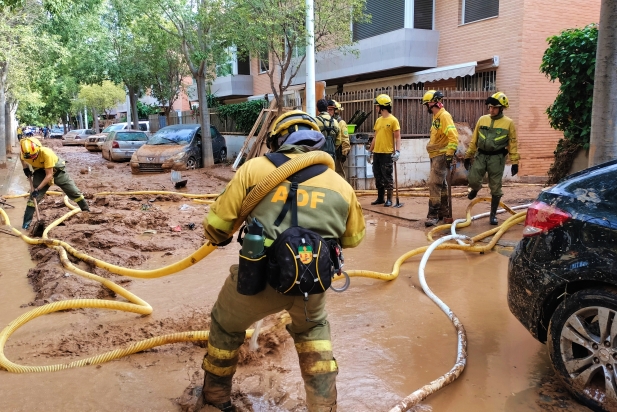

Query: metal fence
[327,88,492,138]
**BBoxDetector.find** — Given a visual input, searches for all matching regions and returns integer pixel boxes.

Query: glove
[340,154,347,163]
[391,150,400,162]
[30,188,40,199]
[23,168,32,178]
[511,164,519,176]
[464,158,471,171]
[445,155,453,168]
[212,237,232,247]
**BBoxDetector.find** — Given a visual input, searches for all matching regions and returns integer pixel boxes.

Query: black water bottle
[237,218,268,295]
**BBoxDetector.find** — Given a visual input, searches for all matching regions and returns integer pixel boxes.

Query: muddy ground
[0,139,592,411]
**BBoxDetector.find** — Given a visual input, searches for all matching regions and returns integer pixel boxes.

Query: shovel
[28,177,46,237]
[393,159,404,208]
[443,162,454,224]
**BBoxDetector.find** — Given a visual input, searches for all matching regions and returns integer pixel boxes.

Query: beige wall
[435,0,599,177]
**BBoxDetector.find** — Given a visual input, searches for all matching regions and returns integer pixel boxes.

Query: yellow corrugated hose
[0,153,525,383]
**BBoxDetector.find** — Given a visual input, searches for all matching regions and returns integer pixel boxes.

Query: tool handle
[28,177,42,221]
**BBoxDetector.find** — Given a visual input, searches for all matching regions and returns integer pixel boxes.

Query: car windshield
[116,132,148,142]
[104,124,126,132]
[51,128,62,132]
[148,128,195,145]
[69,130,85,135]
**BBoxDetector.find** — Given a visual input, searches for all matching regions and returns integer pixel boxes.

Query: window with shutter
[462,0,499,24]
[414,0,433,30]
[353,0,405,41]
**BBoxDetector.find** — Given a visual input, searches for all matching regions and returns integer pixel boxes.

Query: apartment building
[211,0,601,179]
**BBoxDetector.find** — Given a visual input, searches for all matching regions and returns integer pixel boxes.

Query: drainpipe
[305,0,315,115]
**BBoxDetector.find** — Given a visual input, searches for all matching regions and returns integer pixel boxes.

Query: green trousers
[27,168,84,207]
[467,153,506,197]
[202,264,338,411]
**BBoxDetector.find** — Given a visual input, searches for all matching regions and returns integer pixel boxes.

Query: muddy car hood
[90,132,110,139]
[133,144,187,161]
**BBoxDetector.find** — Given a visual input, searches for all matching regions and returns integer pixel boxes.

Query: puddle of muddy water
[0,183,591,411]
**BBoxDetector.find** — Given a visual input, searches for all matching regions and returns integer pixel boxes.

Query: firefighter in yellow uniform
[422,90,458,227]
[196,111,366,412]
[327,100,350,178]
[20,137,89,229]
[464,92,520,225]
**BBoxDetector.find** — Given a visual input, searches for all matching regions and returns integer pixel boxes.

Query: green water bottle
[241,218,264,258]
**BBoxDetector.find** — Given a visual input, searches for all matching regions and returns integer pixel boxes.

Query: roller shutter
[353,0,405,41]
[414,0,433,30]
[463,0,499,24]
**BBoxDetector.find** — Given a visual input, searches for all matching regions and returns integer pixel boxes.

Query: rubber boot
[371,188,385,205]
[468,189,478,200]
[22,206,36,229]
[489,195,501,225]
[77,199,90,212]
[194,372,234,412]
[384,190,393,207]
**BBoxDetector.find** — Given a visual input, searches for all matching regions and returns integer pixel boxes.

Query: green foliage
[217,99,266,134]
[137,101,160,119]
[78,81,125,115]
[540,24,597,183]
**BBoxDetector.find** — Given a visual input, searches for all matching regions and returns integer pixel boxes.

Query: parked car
[49,127,64,139]
[86,122,151,152]
[62,129,96,146]
[508,159,617,412]
[101,130,149,162]
[130,124,226,174]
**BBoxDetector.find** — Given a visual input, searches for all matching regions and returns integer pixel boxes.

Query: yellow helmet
[267,110,320,149]
[21,137,42,159]
[422,90,444,105]
[486,92,509,108]
[328,100,343,111]
[374,94,392,107]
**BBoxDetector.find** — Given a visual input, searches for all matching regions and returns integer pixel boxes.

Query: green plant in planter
[217,100,267,134]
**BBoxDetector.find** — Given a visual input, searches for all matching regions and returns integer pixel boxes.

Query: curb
[0,152,19,196]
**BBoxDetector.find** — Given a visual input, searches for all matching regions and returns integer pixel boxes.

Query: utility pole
[305,0,315,116]
[588,0,617,166]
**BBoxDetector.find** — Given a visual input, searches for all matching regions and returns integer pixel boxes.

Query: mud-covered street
[0,140,592,412]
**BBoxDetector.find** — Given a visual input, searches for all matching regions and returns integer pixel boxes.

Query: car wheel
[217,148,227,164]
[548,288,617,412]
[187,156,197,170]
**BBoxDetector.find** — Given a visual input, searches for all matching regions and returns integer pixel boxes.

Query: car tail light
[112,141,119,148]
[522,200,571,237]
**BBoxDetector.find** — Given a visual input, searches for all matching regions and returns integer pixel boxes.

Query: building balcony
[291,28,440,86]
[211,74,254,99]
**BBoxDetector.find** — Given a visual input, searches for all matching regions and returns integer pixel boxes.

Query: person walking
[464,92,520,225]
[422,90,458,227]
[315,98,340,162]
[196,110,365,412]
[20,137,90,229]
[17,125,23,141]
[327,100,351,178]
[368,94,401,207]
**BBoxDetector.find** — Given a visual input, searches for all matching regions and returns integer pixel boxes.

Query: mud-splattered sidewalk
[0,140,591,411]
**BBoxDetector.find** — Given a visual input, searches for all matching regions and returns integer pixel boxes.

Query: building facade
[212,0,601,179]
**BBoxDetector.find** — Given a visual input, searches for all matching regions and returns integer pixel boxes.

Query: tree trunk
[589,0,617,166]
[0,74,6,167]
[93,107,99,133]
[8,100,17,149]
[196,72,214,167]
[128,86,139,130]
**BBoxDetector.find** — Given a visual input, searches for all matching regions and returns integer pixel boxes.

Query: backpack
[317,115,338,160]
[264,153,342,297]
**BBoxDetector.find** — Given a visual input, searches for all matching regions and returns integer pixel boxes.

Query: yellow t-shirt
[373,115,400,154]
[21,147,60,170]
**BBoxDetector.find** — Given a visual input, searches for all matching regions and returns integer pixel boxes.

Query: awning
[338,56,499,93]
[408,61,477,84]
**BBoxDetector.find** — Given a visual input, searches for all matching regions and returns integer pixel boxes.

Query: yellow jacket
[426,108,458,158]
[335,117,350,156]
[466,114,519,164]
[204,148,365,249]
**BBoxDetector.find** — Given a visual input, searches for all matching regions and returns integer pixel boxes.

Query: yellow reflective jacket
[334,116,350,156]
[426,108,458,158]
[466,114,519,164]
[204,147,365,249]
